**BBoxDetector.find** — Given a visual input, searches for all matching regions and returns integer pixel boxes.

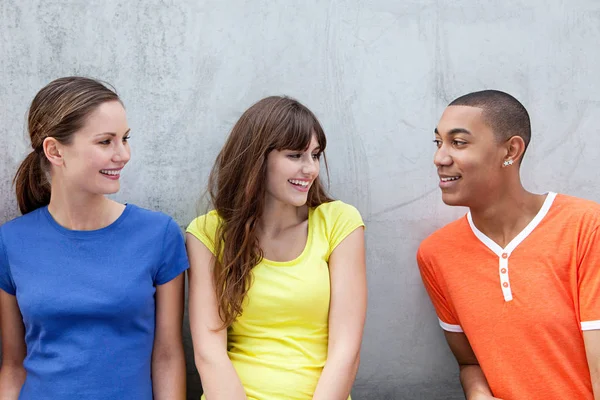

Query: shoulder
[186,210,221,239]
[550,193,600,229]
[0,207,46,238]
[1,207,46,229]
[312,201,364,257]
[312,200,362,222]
[418,216,469,262]
[553,193,600,214]
[122,205,186,245]
[124,204,176,232]
[185,210,222,255]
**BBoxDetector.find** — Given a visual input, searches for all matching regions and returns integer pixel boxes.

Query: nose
[302,155,319,177]
[112,141,131,164]
[433,144,452,167]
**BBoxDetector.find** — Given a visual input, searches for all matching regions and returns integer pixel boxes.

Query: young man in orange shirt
[417,90,600,400]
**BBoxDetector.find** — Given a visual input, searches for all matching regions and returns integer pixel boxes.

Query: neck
[469,181,546,248]
[47,179,123,231]
[259,197,308,237]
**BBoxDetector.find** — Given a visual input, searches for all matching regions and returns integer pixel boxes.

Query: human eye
[452,139,467,147]
[99,139,111,145]
[312,152,321,160]
[287,153,302,159]
[122,135,131,143]
[433,139,442,148]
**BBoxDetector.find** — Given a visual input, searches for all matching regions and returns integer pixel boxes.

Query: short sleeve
[325,201,365,259]
[154,218,190,286]
[577,225,600,331]
[185,211,221,256]
[416,245,462,332]
[0,230,16,295]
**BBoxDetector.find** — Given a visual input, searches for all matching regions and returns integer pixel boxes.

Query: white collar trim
[467,192,557,256]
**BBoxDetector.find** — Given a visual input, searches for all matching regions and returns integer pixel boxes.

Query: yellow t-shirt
[187,200,364,400]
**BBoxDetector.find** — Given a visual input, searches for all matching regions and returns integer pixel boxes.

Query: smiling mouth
[440,176,461,182]
[100,169,121,176]
[288,179,310,188]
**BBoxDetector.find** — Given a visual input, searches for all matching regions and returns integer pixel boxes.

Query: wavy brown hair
[207,96,333,327]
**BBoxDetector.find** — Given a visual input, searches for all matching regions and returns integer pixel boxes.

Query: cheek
[74,148,112,175]
[265,159,283,192]
[470,155,502,183]
[456,147,498,170]
[269,157,296,178]
[265,170,277,193]
[86,149,107,167]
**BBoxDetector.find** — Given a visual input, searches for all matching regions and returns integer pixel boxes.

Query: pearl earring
[503,160,513,167]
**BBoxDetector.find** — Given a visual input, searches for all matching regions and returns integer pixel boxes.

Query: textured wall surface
[2,1,600,399]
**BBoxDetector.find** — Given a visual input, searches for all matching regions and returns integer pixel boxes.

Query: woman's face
[53,100,131,196]
[265,134,321,208]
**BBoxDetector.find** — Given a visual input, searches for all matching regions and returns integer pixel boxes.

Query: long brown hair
[13,77,121,214]
[207,96,333,327]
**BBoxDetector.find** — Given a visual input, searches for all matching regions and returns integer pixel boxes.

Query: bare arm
[152,273,187,399]
[444,331,501,400]
[312,228,367,400]
[583,330,600,399]
[0,290,26,400]
[186,233,247,400]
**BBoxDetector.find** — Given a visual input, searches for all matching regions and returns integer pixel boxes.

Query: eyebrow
[298,146,321,152]
[434,127,472,135]
[95,128,131,137]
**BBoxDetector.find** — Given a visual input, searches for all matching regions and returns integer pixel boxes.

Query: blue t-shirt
[0,204,189,399]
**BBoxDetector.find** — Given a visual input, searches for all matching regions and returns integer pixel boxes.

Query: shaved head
[449,90,531,151]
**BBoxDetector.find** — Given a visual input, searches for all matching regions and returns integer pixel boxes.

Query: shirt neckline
[466,192,557,256]
[261,207,314,266]
[42,203,133,238]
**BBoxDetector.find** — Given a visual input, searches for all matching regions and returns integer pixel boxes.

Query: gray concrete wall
[1,1,600,398]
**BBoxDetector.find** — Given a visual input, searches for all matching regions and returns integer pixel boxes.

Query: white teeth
[100,170,120,176]
[440,177,460,182]
[288,179,309,187]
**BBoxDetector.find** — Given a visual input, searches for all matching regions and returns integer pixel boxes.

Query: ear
[43,137,64,167]
[504,135,526,166]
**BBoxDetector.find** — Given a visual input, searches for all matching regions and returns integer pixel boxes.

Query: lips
[440,176,460,182]
[438,174,461,189]
[100,169,122,180]
[288,179,309,187]
[288,178,311,192]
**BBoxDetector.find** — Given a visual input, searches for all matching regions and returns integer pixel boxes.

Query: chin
[290,200,308,207]
[440,193,468,207]
[101,184,121,195]
[287,195,309,207]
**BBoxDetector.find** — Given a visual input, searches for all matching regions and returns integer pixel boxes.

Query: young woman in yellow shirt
[186,96,367,400]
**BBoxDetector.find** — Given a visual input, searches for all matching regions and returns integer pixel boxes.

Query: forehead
[436,105,488,135]
[286,132,320,151]
[307,134,320,149]
[79,101,128,134]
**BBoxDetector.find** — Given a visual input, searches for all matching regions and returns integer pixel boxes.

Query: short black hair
[449,90,531,150]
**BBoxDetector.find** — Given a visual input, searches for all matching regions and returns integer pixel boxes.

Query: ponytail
[13,151,51,214]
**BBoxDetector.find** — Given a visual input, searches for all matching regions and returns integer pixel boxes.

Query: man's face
[433,105,506,207]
